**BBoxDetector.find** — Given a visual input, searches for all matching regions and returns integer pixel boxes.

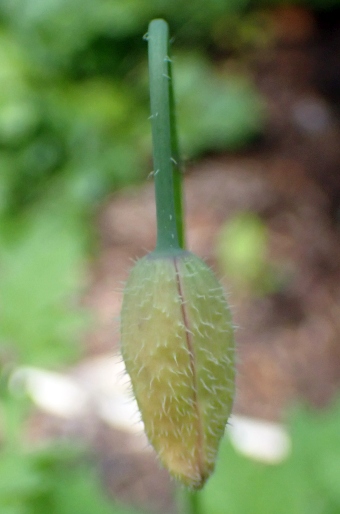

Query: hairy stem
[148,19,184,253]
[148,17,199,513]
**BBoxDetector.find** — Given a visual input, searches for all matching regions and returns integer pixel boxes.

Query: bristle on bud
[120,250,235,489]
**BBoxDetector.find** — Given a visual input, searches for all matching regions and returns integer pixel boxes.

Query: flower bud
[120,250,235,489]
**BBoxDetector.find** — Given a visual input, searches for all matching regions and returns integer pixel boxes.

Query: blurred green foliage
[0,0,269,218]
[0,0,338,218]
[0,201,87,368]
[199,399,340,514]
[0,427,140,514]
[217,212,283,295]
[0,376,143,514]
[217,212,268,291]
[0,383,141,514]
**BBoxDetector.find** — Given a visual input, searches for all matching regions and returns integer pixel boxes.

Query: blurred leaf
[175,55,265,155]
[0,0,268,217]
[200,398,340,514]
[0,440,144,514]
[199,437,304,514]
[289,399,340,509]
[217,211,280,294]
[49,464,142,514]
[0,203,87,367]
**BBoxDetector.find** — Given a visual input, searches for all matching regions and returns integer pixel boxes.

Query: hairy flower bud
[120,250,235,489]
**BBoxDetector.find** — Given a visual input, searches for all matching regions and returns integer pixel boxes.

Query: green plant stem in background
[187,490,201,514]
[148,19,184,253]
[148,18,199,513]
[169,50,184,250]
[177,487,201,514]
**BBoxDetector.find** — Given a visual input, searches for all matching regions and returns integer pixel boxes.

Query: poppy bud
[120,249,235,489]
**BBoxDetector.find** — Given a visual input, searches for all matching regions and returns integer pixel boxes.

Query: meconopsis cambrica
[120,249,235,489]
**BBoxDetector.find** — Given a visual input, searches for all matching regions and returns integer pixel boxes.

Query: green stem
[148,19,184,253]
[187,490,201,514]
[148,18,199,514]
[169,50,185,250]
[177,487,201,514]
